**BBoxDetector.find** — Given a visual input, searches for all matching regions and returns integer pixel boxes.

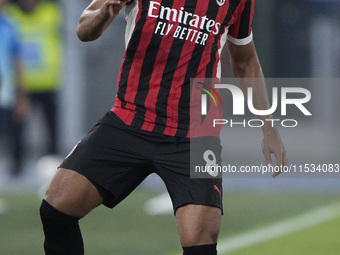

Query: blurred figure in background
[4,0,62,176]
[0,0,28,177]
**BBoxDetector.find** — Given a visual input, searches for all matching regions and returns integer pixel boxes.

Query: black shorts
[60,111,223,213]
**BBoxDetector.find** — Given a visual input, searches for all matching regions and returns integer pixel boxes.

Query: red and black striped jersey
[111,0,254,137]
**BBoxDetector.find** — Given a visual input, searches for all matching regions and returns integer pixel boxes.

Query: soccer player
[40,0,287,254]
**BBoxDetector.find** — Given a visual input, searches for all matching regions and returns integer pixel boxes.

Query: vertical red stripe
[123,4,158,111]
[163,0,214,136]
[141,1,187,132]
[112,0,143,122]
[195,37,215,77]
[111,98,135,124]
[196,1,231,78]
[135,0,143,26]
[164,1,230,136]
[187,4,230,138]
[228,0,249,38]
[114,54,127,109]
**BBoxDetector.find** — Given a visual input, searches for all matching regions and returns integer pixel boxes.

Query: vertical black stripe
[152,0,195,134]
[203,27,224,121]
[205,2,239,89]
[131,0,175,128]
[237,0,252,38]
[223,0,240,26]
[117,0,149,108]
[175,45,205,137]
[224,0,242,36]
[175,0,221,137]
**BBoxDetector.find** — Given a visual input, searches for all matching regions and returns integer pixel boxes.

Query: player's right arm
[77,0,127,42]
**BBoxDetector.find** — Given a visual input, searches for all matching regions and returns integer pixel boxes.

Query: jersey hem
[111,107,189,137]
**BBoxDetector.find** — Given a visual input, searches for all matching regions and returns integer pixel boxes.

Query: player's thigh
[45,168,103,218]
[155,136,223,245]
[176,204,221,246]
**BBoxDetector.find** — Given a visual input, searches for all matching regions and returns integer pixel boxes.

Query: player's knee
[40,199,78,226]
[43,189,72,218]
[43,168,103,218]
[181,227,220,247]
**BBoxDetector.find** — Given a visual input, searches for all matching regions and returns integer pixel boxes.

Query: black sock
[40,199,84,255]
[183,243,217,255]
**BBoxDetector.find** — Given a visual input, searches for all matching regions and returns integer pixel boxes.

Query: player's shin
[40,199,84,255]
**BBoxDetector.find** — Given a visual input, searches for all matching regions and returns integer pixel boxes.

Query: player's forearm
[77,9,116,42]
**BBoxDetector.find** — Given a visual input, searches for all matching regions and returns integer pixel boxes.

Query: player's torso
[124,0,242,66]
[129,0,233,46]
[113,0,248,137]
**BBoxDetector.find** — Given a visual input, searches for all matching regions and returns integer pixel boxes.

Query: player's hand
[261,128,287,178]
[99,0,129,19]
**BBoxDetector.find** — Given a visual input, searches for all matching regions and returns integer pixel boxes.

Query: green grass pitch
[227,216,340,255]
[0,189,339,255]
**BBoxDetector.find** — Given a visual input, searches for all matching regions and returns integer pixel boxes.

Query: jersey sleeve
[227,0,255,46]
[124,0,139,49]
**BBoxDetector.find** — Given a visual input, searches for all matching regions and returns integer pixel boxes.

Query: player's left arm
[225,40,287,177]
[77,0,129,42]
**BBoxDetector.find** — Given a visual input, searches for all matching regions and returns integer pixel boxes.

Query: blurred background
[0,0,339,254]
